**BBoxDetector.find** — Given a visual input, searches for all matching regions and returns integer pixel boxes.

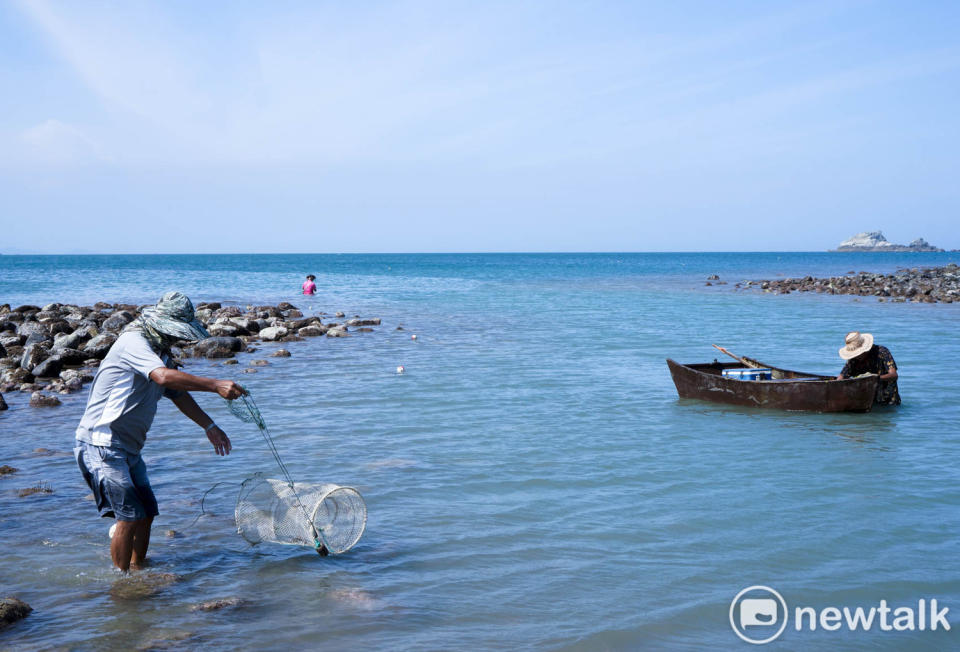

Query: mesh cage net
[235,475,367,554]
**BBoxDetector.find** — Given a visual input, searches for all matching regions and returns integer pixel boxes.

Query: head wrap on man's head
[124,291,210,352]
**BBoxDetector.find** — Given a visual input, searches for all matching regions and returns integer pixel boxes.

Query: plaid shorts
[75,442,159,521]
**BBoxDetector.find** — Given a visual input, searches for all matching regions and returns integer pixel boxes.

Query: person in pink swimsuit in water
[302,275,317,295]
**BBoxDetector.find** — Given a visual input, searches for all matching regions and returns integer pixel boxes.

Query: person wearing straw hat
[74,291,246,572]
[835,331,900,406]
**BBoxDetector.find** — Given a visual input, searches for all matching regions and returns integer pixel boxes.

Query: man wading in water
[74,292,245,571]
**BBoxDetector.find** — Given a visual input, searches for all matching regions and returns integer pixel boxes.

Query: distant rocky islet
[831,231,948,252]
[0,301,382,410]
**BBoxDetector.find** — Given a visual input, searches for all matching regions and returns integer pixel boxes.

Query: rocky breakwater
[738,263,960,303]
[0,301,382,408]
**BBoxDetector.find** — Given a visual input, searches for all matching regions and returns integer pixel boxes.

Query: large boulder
[101,311,135,332]
[1,336,22,349]
[23,332,52,346]
[20,342,50,372]
[46,320,72,336]
[31,355,64,378]
[229,318,257,334]
[16,322,47,339]
[298,325,326,337]
[60,368,95,384]
[258,326,288,342]
[83,333,117,359]
[345,318,381,327]
[208,323,239,337]
[194,336,244,359]
[53,326,96,351]
[1,367,32,387]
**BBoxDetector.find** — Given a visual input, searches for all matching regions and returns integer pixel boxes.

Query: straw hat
[839,331,874,360]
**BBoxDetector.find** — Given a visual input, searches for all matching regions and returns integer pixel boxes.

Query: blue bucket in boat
[721,367,772,381]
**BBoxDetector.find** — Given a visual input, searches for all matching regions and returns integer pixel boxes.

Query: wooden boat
[666,356,878,412]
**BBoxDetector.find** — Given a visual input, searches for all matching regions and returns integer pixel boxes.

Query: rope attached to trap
[225,388,329,555]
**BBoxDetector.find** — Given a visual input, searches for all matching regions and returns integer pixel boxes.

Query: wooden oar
[712,344,758,368]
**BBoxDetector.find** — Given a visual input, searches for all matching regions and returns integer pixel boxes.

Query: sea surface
[1,252,959,651]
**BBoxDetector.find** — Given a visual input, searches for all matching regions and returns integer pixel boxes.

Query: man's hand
[207,425,232,456]
[215,380,246,400]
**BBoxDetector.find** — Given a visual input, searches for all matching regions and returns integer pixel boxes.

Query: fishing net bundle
[224,390,367,555]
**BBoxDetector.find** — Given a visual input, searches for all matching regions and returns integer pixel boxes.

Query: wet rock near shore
[110,572,179,601]
[0,301,383,406]
[0,597,32,629]
[29,392,62,407]
[738,263,960,303]
[190,597,246,612]
[0,465,17,476]
[17,482,54,498]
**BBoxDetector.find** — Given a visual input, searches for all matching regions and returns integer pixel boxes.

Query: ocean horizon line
[2,249,958,257]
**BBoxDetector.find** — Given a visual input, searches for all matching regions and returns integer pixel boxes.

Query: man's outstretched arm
[169,391,233,456]
[149,367,245,399]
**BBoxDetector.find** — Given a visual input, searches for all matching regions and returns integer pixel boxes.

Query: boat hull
[666,358,877,412]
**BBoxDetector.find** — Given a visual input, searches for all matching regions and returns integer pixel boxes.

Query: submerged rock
[0,597,32,629]
[17,483,53,497]
[0,465,17,475]
[190,597,246,612]
[110,572,179,600]
[345,318,381,327]
[268,349,291,358]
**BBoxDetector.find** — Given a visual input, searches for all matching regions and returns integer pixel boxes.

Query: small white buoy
[411,334,417,340]
[396,365,405,374]
[109,523,117,539]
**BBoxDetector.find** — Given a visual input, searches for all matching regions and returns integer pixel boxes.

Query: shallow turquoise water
[1,253,959,650]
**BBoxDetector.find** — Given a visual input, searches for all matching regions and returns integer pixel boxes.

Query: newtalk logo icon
[729,586,951,645]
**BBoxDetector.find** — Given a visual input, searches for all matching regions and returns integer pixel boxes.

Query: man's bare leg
[111,520,139,571]
[131,516,153,569]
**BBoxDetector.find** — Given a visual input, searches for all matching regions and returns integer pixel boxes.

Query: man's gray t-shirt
[75,331,182,454]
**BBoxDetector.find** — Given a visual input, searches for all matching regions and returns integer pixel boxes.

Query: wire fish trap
[235,474,367,555]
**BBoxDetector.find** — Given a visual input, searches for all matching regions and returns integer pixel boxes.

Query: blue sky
[1,1,958,253]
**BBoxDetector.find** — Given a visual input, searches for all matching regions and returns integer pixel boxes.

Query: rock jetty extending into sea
[0,301,382,410]
[736,263,959,303]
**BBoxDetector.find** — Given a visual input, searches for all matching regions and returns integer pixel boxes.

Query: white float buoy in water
[411,334,417,340]
[396,365,405,374]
